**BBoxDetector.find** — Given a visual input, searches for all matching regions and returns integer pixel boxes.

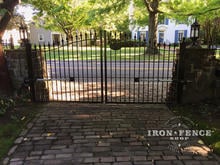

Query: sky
[16,5,35,23]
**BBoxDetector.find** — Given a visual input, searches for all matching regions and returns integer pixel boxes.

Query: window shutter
[146,31,149,43]
[175,30,178,43]
[165,18,169,25]
[184,30,187,38]
[137,31,140,40]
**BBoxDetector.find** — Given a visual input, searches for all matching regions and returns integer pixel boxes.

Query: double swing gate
[26,31,180,104]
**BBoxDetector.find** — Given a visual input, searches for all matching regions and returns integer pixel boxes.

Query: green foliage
[29,0,91,36]
[86,0,130,31]
[26,0,220,38]
[213,142,220,155]
[133,0,149,26]
[0,9,7,16]
[200,17,220,45]
[0,123,21,140]
[171,102,220,155]
[133,0,220,26]
[29,0,130,34]
[6,14,25,30]
[0,122,21,159]
[0,103,40,159]
[0,98,15,116]
[161,0,220,19]
[197,125,220,155]
[26,0,220,44]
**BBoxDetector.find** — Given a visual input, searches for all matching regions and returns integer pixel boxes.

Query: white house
[131,18,191,44]
[2,29,21,46]
[29,22,63,45]
[128,0,191,44]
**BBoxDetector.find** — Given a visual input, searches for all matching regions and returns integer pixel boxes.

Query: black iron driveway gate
[26,31,180,104]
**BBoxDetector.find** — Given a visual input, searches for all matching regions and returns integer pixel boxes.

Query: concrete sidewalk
[2,103,220,165]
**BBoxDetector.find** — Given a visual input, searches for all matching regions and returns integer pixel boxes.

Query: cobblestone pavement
[47,81,171,103]
[2,103,220,165]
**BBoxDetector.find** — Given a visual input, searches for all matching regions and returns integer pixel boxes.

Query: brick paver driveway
[3,103,220,165]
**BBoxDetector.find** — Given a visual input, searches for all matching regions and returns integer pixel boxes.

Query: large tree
[165,0,220,45]
[28,0,220,47]
[29,0,93,38]
[85,0,130,32]
[142,0,160,53]
[0,0,20,40]
[201,17,220,45]
[29,0,130,36]
[88,0,220,52]
[0,0,20,95]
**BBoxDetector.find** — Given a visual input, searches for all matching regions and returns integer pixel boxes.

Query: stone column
[31,50,49,101]
[5,49,28,92]
[5,49,49,101]
[180,48,220,103]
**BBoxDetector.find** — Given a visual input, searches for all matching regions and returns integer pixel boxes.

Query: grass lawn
[0,122,23,159]
[0,102,41,160]
[41,45,220,61]
[171,101,220,155]
[43,46,178,61]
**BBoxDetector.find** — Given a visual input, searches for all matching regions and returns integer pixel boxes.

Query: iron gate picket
[26,31,180,104]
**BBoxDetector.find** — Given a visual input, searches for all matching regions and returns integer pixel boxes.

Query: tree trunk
[63,28,74,40]
[0,0,19,95]
[146,11,159,54]
[0,0,19,33]
[0,37,12,95]
[143,0,159,54]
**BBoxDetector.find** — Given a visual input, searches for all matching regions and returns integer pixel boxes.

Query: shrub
[109,39,146,50]
[0,97,15,116]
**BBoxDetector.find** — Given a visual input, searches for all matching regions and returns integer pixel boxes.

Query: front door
[52,34,60,45]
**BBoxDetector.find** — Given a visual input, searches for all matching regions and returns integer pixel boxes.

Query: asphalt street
[44,60,175,82]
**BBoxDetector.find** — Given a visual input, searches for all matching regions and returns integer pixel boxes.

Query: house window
[38,34,44,42]
[178,30,184,42]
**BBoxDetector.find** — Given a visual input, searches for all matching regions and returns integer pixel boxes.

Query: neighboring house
[131,18,191,44]
[29,23,63,45]
[128,1,190,44]
[29,23,94,46]
[2,29,20,46]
